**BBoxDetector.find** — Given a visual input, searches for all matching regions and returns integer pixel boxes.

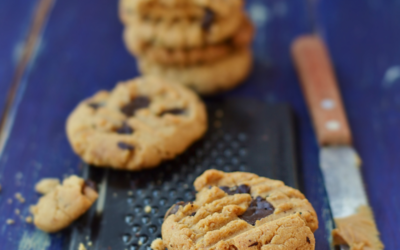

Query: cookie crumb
[15,209,20,215]
[151,238,164,250]
[35,178,60,195]
[144,205,152,213]
[25,216,33,223]
[15,193,25,203]
[127,191,133,196]
[78,243,87,250]
[87,241,92,246]
[6,219,15,225]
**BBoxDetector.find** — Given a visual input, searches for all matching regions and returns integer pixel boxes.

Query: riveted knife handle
[291,35,352,146]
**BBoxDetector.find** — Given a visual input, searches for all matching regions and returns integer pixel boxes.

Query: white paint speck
[326,120,341,131]
[18,230,50,250]
[383,65,400,86]
[248,2,270,27]
[321,99,335,110]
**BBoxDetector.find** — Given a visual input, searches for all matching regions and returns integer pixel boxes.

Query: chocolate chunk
[248,242,258,247]
[190,212,196,217]
[219,184,250,195]
[117,142,135,150]
[160,108,185,116]
[88,102,103,109]
[121,96,150,117]
[164,201,190,219]
[201,8,215,31]
[83,180,97,192]
[116,122,134,134]
[306,237,310,244]
[239,196,275,225]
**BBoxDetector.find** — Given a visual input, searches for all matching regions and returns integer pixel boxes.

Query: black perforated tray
[65,98,298,250]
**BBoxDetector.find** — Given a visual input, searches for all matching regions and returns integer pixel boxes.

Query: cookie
[66,77,207,170]
[123,11,245,49]
[124,16,254,66]
[119,0,244,22]
[138,48,252,95]
[159,170,318,250]
[35,178,60,194]
[31,176,98,233]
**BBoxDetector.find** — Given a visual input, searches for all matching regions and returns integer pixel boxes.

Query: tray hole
[132,224,141,233]
[159,198,167,206]
[125,214,135,225]
[122,233,132,244]
[148,225,158,234]
[134,206,143,213]
[142,216,151,224]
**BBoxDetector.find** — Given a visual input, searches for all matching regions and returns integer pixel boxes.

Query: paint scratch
[383,65,400,87]
[18,230,50,250]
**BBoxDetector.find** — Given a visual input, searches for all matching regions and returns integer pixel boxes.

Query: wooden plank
[0,0,41,115]
[315,0,400,249]
[0,0,334,249]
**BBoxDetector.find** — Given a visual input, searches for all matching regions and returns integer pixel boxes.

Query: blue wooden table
[0,0,398,249]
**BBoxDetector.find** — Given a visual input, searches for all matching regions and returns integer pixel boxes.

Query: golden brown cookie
[122,11,245,49]
[158,170,318,250]
[138,48,252,95]
[31,176,98,233]
[124,16,254,66]
[119,0,244,22]
[66,77,207,170]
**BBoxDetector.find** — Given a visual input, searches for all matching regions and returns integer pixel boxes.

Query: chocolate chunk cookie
[119,0,244,22]
[158,170,318,250]
[31,176,98,233]
[124,16,254,66]
[123,11,245,49]
[138,48,252,95]
[66,77,207,170]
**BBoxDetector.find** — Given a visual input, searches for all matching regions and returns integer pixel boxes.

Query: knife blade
[291,36,383,250]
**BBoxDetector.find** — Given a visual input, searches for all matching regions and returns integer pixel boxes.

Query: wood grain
[3,0,400,249]
[0,0,41,117]
[292,35,352,146]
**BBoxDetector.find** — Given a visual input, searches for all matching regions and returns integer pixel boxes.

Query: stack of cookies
[119,0,254,95]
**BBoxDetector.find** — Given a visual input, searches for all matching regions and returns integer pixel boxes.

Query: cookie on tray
[119,0,244,22]
[31,176,98,233]
[124,11,245,49]
[156,170,318,250]
[66,76,207,170]
[139,48,252,95]
[124,15,254,66]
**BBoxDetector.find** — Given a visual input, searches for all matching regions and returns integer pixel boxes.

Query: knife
[291,35,384,250]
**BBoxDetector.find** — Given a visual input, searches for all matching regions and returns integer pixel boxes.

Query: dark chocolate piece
[201,8,215,31]
[83,180,97,192]
[116,122,134,134]
[165,201,190,218]
[88,102,103,109]
[306,237,310,244]
[121,96,150,116]
[219,184,250,195]
[160,108,185,116]
[239,196,275,225]
[117,142,135,150]
[248,242,258,247]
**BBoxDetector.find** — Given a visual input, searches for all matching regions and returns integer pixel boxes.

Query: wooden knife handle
[291,35,352,146]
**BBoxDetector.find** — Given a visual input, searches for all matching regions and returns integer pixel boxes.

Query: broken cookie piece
[35,178,60,194]
[31,175,98,233]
